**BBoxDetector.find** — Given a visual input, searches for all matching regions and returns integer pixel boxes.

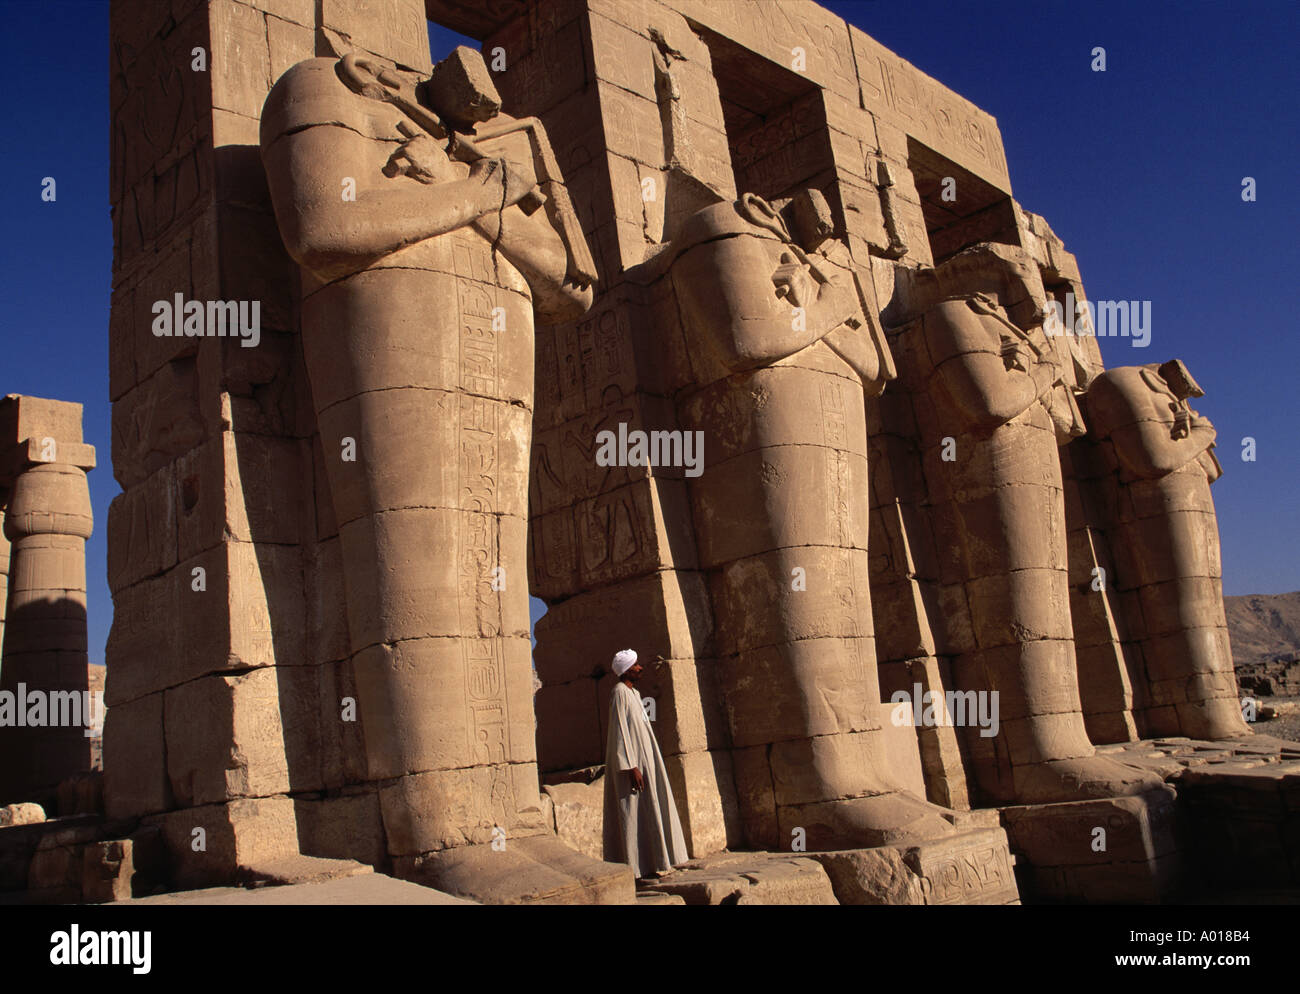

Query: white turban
[611,649,638,677]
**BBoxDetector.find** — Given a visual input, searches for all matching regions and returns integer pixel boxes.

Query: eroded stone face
[1084,362,1247,741]
[260,47,595,857]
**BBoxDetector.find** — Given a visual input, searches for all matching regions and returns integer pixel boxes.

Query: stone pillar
[0,396,96,803]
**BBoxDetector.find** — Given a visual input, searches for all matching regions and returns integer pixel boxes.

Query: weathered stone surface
[902,827,1020,905]
[900,247,1163,807]
[146,795,301,889]
[0,397,97,803]
[1000,786,1180,903]
[0,802,46,828]
[812,847,924,905]
[543,779,605,862]
[396,834,635,905]
[294,793,386,867]
[639,851,838,905]
[258,44,597,867]
[164,668,295,807]
[103,692,169,818]
[81,839,135,904]
[56,772,103,817]
[121,871,475,905]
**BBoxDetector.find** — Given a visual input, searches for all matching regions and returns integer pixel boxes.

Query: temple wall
[104,0,1158,879]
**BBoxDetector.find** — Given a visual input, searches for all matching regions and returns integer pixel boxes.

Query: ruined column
[0,396,95,803]
[1083,361,1248,740]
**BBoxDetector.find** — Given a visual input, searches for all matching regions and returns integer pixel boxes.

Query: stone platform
[117,873,474,906]
[1000,734,1300,903]
[636,824,1020,906]
[394,835,637,905]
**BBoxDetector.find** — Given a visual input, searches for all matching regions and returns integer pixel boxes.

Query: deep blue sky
[2,1,1295,666]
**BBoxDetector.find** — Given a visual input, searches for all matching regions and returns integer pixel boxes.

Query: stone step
[394,834,637,905]
[810,826,1020,905]
[639,851,839,905]
[636,891,686,906]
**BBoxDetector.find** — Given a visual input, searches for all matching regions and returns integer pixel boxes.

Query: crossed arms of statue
[670,210,881,379]
[1086,366,1217,478]
[263,122,590,323]
[925,295,1064,432]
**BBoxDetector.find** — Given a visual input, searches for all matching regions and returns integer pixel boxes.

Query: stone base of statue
[392,834,636,905]
[633,823,1020,905]
[1000,732,1300,902]
[999,786,1181,903]
[813,824,1021,905]
[1156,734,1300,898]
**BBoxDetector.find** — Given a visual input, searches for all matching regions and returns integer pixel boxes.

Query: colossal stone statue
[651,191,953,849]
[260,48,597,872]
[905,244,1161,805]
[1083,361,1247,740]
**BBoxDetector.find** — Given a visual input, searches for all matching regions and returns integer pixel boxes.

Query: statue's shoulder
[1092,364,1159,401]
[1086,364,1162,435]
[260,57,377,150]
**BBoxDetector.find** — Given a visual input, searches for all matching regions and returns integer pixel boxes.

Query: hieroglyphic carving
[669,0,858,98]
[850,26,1010,192]
[455,272,511,777]
[913,838,1015,905]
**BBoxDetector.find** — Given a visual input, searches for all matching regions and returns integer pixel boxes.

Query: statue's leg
[945,423,1161,804]
[1125,471,1248,740]
[685,355,952,849]
[301,265,546,855]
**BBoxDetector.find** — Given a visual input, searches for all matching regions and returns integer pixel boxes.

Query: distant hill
[1225,592,1300,666]
[1225,592,1300,697]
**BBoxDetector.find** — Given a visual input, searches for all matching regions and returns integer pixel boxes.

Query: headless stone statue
[1083,360,1248,740]
[260,48,595,866]
[659,192,953,849]
[908,244,1161,805]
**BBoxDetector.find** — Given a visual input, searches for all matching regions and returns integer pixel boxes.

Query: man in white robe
[602,649,690,880]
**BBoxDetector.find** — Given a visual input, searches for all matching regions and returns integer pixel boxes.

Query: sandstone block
[663,749,738,857]
[812,847,925,905]
[148,795,300,889]
[532,569,712,685]
[690,445,870,567]
[164,667,293,807]
[103,692,169,818]
[709,547,874,656]
[542,780,605,861]
[397,834,635,905]
[535,676,602,773]
[0,802,46,827]
[902,827,1020,905]
[716,636,876,748]
[81,839,134,904]
[378,763,549,857]
[294,792,386,867]
[1000,786,1180,902]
